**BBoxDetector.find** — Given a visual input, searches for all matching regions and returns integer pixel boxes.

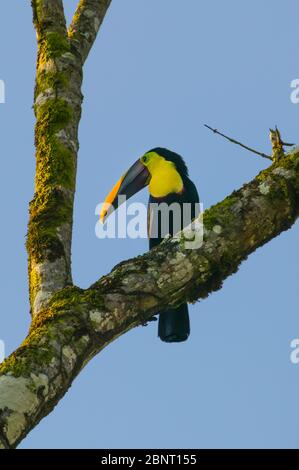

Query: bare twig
[204,124,272,161]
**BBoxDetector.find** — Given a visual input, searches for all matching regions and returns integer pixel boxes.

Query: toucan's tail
[158,303,190,343]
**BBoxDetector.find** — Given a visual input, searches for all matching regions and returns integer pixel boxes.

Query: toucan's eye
[141,155,148,163]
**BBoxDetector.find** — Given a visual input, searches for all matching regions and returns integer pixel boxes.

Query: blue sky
[0,0,299,448]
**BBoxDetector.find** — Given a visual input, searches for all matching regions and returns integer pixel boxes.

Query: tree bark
[28,0,111,316]
[0,0,298,449]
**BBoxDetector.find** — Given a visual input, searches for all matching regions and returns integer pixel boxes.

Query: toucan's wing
[147,179,199,249]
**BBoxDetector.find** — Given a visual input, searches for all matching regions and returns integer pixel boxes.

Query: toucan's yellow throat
[140,152,184,198]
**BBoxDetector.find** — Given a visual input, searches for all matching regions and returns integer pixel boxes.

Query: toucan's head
[100,148,188,223]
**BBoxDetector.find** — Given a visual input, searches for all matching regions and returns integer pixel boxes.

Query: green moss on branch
[203,193,240,231]
[40,32,70,61]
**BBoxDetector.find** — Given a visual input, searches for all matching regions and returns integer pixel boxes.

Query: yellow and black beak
[100,159,150,223]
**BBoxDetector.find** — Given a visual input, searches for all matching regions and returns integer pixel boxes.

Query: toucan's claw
[141,316,158,326]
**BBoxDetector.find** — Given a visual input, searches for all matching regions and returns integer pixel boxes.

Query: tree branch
[31,0,67,37]
[28,1,110,316]
[68,0,112,64]
[1,149,299,447]
[28,1,79,317]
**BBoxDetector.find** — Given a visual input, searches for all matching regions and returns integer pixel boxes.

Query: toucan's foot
[141,315,157,326]
[148,316,158,322]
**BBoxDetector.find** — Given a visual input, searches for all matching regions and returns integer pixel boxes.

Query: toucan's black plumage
[147,149,199,342]
[101,147,199,343]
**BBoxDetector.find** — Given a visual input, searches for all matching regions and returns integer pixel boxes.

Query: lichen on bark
[28,3,84,316]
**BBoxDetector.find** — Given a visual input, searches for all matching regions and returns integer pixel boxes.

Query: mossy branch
[28,0,112,317]
[68,0,112,63]
[1,149,299,448]
[31,0,67,38]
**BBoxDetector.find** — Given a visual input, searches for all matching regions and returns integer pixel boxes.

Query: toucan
[100,148,199,342]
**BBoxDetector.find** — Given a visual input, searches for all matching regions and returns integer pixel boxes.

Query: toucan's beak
[100,159,150,223]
